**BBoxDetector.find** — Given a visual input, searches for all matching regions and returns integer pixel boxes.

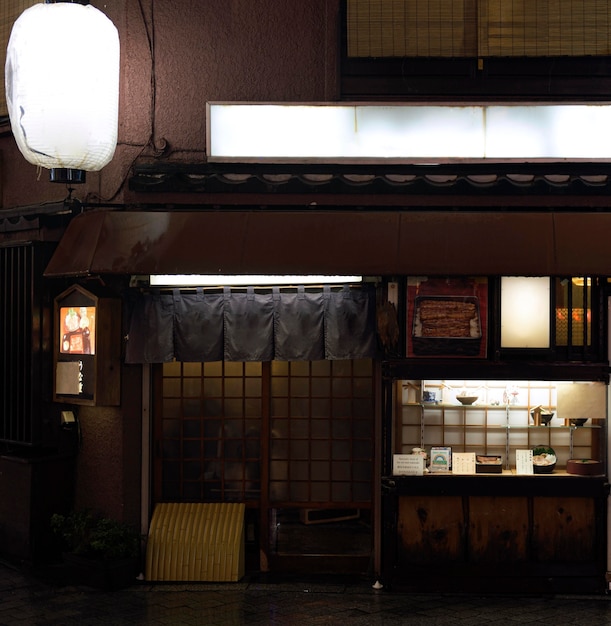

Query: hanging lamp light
[5,0,120,184]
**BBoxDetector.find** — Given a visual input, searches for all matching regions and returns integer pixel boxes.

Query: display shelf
[397,379,602,471]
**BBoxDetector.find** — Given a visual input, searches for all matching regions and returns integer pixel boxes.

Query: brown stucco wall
[1,0,340,207]
[0,0,340,527]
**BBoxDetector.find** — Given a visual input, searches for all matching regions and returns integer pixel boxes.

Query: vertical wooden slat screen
[479,0,611,56]
[347,0,611,58]
[1,1,39,117]
[347,0,477,57]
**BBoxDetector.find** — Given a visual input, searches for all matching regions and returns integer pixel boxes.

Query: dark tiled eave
[129,161,611,196]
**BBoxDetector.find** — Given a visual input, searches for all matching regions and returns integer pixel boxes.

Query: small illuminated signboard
[60,306,96,355]
[54,284,120,406]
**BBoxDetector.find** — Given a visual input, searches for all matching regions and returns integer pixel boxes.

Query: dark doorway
[153,359,375,575]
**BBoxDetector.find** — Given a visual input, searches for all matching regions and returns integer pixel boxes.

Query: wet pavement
[1,558,611,625]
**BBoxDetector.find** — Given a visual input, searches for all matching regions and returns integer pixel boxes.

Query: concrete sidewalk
[1,559,610,625]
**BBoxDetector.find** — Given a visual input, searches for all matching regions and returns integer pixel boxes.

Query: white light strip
[150,274,363,286]
[208,102,611,162]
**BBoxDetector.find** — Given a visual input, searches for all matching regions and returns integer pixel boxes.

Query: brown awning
[43,209,611,277]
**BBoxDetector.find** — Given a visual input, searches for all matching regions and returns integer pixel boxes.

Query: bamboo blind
[1,1,39,118]
[347,0,611,57]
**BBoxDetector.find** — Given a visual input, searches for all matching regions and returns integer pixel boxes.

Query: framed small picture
[407,277,488,358]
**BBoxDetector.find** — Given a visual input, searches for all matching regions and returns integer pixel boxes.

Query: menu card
[452,452,476,475]
[393,454,424,476]
[516,449,534,475]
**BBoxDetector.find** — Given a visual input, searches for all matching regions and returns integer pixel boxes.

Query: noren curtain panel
[126,285,377,363]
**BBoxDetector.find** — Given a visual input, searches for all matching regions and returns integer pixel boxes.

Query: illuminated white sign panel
[208,103,611,162]
[150,275,362,287]
[500,277,551,348]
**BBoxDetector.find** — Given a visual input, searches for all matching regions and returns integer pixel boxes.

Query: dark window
[342,0,611,99]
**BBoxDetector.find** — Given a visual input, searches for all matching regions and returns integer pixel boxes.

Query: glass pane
[183,378,201,397]
[271,398,289,417]
[183,362,201,376]
[311,360,331,375]
[332,461,351,481]
[290,362,310,376]
[271,361,289,375]
[311,461,330,480]
[270,482,288,500]
[183,460,201,479]
[311,421,330,439]
[270,460,288,480]
[245,378,262,396]
[204,378,222,396]
[224,399,243,417]
[163,378,181,397]
[182,439,202,459]
[331,360,351,376]
[332,441,351,460]
[163,361,181,376]
[244,398,261,418]
[203,399,222,417]
[290,398,309,417]
[332,420,351,438]
[291,378,310,397]
[331,482,350,502]
[353,418,373,438]
[555,277,592,347]
[162,419,181,438]
[311,440,330,459]
[332,378,351,397]
[311,483,330,500]
[224,362,244,376]
[162,399,181,418]
[290,419,309,438]
[162,439,180,458]
[290,441,309,459]
[245,362,262,376]
[183,482,201,500]
[290,461,309,480]
[272,419,289,438]
[203,361,222,376]
[312,378,331,397]
[271,377,289,397]
[353,482,370,501]
[354,378,373,397]
[290,483,308,501]
[271,439,289,459]
[203,418,221,437]
[332,399,352,417]
[183,399,201,417]
[225,378,243,397]
[353,398,374,418]
[311,399,330,418]
[353,359,372,376]
[182,419,201,437]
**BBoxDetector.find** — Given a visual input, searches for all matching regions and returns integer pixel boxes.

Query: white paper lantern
[5,1,120,182]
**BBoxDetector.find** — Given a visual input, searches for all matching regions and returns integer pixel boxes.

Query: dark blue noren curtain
[125,284,377,363]
[223,287,275,361]
[274,287,325,361]
[324,285,377,359]
[173,288,224,362]
[125,292,174,363]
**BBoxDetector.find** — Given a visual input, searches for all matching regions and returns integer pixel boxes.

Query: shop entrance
[152,359,375,575]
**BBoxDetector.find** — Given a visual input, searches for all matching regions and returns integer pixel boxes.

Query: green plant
[51,510,141,560]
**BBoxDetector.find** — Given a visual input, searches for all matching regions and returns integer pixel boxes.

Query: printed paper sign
[516,449,534,475]
[393,454,424,476]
